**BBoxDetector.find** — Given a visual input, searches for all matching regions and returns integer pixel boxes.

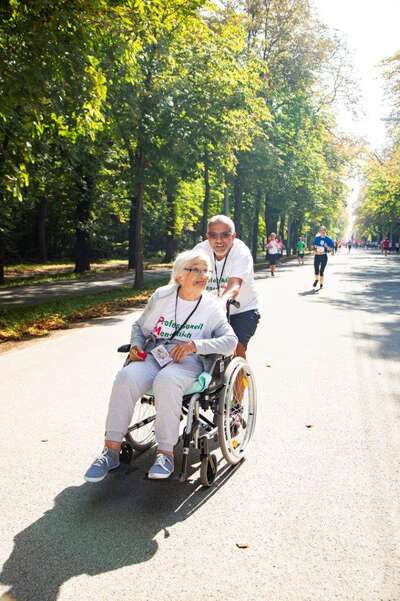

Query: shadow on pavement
[0,451,239,601]
[298,289,319,296]
[324,254,400,362]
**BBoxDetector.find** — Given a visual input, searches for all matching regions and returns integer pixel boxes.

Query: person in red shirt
[381,238,390,256]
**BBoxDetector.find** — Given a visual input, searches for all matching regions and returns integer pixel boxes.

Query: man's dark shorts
[230,309,260,349]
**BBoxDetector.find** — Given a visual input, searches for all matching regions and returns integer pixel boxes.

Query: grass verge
[0,277,168,343]
[4,259,172,288]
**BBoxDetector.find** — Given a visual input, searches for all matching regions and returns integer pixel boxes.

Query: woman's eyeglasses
[184,268,210,276]
[207,231,232,239]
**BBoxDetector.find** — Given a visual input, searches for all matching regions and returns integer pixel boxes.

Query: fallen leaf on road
[266,364,271,367]
[236,543,250,549]
[41,439,48,442]
[305,425,313,429]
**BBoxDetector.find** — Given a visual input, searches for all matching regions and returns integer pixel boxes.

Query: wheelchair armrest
[199,353,225,377]
[117,344,131,353]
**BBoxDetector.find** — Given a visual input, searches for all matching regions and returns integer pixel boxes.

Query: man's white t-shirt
[194,239,258,315]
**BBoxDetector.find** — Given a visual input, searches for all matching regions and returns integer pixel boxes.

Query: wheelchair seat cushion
[145,371,212,397]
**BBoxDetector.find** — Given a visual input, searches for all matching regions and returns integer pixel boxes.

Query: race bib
[150,344,173,367]
[316,245,325,254]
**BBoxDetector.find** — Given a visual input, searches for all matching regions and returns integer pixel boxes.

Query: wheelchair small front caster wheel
[200,453,217,487]
[120,442,133,464]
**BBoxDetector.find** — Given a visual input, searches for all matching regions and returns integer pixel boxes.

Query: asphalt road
[0,250,399,601]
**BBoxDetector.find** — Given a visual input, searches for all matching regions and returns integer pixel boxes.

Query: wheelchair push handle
[226,298,240,321]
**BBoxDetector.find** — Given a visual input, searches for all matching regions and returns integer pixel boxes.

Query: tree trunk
[37,196,48,262]
[0,230,4,285]
[233,173,242,238]
[164,177,177,262]
[124,140,137,269]
[279,212,285,243]
[74,156,95,274]
[134,144,145,289]
[264,191,279,235]
[0,133,10,285]
[201,150,210,239]
[251,188,261,262]
[75,194,91,273]
[128,198,137,269]
[291,220,299,254]
[223,180,230,215]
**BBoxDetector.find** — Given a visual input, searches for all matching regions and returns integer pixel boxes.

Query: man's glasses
[184,268,210,276]
[207,231,232,239]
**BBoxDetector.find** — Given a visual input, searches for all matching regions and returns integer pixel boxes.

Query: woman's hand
[170,341,196,363]
[128,345,146,362]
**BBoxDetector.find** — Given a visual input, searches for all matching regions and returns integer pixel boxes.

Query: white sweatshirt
[130,284,238,357]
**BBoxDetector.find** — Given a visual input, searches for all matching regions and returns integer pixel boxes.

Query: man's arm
[220,277,242,301]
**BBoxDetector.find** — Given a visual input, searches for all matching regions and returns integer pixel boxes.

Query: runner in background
[313,226,335,290]
[296,236,306,265]
[265,232,281,276]
[381,237,390,256]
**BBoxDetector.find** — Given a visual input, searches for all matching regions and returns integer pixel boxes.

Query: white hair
[169,249,211,284]
[207,214,235,233]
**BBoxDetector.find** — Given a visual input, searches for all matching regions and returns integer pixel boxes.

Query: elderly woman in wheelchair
[84,249,257,486]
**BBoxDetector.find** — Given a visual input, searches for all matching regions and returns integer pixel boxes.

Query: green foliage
[1,0,357,284]
[355,51,400,241]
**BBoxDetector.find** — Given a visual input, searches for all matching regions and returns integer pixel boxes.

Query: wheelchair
[116,300,257,487]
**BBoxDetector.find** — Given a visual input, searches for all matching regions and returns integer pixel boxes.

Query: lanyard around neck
[169,288,202,342]
[214,247,232,297]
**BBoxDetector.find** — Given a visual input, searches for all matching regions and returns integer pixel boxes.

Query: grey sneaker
[84,447,120,483]
[148,454,174,480]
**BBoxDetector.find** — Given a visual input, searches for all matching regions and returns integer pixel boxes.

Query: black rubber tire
[200,453,218,487]
[119,441,133,464]
[217,357,257,465]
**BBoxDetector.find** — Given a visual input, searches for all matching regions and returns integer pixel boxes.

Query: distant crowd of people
[263,230,399,289]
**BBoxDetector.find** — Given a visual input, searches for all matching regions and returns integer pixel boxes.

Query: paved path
[0,250,399,601]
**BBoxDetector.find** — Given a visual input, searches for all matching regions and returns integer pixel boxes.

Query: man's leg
[230,310,260,400]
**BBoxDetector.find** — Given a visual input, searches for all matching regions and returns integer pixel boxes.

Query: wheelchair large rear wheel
[217,356,257,465]
[125,397,156,452]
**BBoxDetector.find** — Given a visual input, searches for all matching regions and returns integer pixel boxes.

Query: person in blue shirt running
[313,226,335,290]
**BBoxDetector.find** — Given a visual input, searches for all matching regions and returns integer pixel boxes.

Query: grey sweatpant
[105,354,202,453]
